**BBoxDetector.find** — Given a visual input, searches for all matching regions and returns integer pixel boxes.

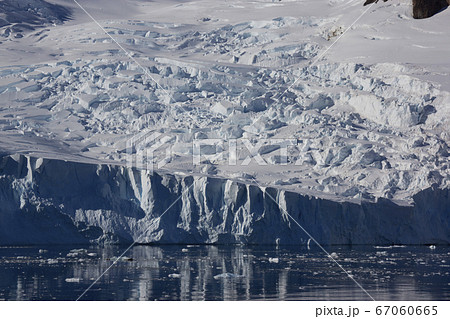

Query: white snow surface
[0,0,449,244]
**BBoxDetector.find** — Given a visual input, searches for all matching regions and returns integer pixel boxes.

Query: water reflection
[0,245,448,300]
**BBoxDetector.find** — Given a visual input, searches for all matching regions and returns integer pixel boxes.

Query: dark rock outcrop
[364,0,449,19]
[412,0,448,19]
[364,0,388,5]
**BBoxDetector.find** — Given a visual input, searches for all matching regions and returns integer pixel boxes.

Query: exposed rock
[364,0,449,19]
[412,0,449,19]
[364,0,388,5]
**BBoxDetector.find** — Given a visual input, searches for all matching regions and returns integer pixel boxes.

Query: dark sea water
[0,245,448,301]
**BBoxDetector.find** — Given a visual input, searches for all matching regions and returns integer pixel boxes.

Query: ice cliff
[0,154,448,245]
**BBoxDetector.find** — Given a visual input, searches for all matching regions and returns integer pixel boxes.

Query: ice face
[0,154,448,245]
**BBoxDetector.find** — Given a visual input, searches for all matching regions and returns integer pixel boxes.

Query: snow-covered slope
[0,0,449,244]
[0,0,71,39]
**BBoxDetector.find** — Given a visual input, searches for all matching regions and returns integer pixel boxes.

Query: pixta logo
[126,130,174,171]
[127,130,298,171]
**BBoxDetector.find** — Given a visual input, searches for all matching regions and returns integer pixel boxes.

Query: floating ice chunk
[181,248,189,252]
[38,249,48,254]
[429,245,436,250]
[330,252,338,259]
[268,257,279,263]
[67,249,87,257]
[70,249,87,253]
[168,273,181,278]
[65,278,81,283]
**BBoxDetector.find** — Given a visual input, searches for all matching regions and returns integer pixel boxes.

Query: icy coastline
[0,154,448,245]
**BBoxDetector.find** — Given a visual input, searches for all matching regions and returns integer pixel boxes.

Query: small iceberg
[65,278,81,283]
[268,257,279,263]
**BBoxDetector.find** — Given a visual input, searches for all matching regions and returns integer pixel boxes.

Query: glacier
[0,0,449,245]
[0,154,448,245]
